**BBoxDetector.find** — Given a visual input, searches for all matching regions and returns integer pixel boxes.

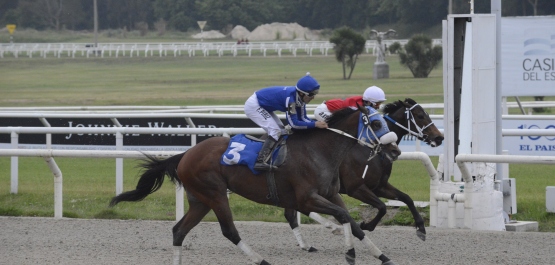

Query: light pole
[93,0,98,54]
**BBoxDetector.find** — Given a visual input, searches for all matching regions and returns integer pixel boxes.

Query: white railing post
[44,156,63,218]
[10,131,18,194]
[116,132,123,195]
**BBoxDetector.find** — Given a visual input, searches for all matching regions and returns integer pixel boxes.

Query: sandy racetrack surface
[1,217,554,265]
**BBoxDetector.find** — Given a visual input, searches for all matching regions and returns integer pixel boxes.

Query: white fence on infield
[0,39,443,59]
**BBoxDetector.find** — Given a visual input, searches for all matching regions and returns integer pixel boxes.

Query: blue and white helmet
[296,72,320,94]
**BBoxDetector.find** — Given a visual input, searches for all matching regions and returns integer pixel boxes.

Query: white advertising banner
[502,119,555,155]
[501,16,555,96]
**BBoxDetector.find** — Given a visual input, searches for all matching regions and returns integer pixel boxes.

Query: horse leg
[306,212,343,234]
[345,184,387,232]
[374,183,426,241]
[171,197,211,265]
[283,208,317,252]
[301,194,396,265]
[328,194,398,265]
[210,194,270,265]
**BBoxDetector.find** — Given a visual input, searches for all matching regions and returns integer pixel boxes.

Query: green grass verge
[1,157,554,231]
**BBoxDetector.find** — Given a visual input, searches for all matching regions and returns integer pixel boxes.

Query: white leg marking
[173,246,182,265]
[362,236,383,258]
[237,240,264,264]
[343,223,354,249]
[309,212,342,230]
[292,227,310,250]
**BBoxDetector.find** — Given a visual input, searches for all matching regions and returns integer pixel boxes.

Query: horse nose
[391,148,401,161]
[434,136,444,146]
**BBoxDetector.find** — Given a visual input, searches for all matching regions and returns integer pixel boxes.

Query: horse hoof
[307,246,318,252]
[382,260,397,265]
[260,260,271,265]
[358,221,376,232]
[416,230,426,241]
[331,227,344,235]
[345,248,355,265]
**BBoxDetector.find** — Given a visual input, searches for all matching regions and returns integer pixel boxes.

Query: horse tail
[109,152,186,207]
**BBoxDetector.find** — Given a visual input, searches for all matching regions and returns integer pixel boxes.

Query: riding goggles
[298,89,319,97]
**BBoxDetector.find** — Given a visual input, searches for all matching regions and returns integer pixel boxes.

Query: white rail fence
[0,39,443,59]
[1,124,554,223]
[453,154,555,229]
[1,106,554,227]
[0,126,436,222]
[0,127,265,220]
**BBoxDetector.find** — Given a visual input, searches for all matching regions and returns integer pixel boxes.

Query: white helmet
[362,86,386,103]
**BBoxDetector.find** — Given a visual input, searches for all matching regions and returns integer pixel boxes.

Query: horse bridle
[326,110,383,150]
[326,110,387,179]
[383,103,434,143]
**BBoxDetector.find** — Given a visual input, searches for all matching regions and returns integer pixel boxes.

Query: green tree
[329,27,366,80]
[195,0,281,31]
[154,0,197,31]
[398,34,442,78]
[388,41,402,54]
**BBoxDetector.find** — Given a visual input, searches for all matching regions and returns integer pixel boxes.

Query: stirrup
[254,161,277,171]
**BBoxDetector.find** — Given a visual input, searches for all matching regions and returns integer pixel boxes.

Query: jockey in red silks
[314,85,387,122]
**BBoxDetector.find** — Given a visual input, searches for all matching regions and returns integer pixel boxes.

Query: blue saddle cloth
[220,134,285,175]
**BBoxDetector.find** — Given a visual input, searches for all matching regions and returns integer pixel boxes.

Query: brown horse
[283,98,443,249]
[110,105,401,265]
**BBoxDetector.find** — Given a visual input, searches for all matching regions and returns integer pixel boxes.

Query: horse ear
[356,102,369,115]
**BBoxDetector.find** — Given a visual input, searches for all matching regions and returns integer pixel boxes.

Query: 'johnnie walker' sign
[0,117,257,147]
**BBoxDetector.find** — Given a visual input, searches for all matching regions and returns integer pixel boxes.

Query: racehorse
[110,105,402,265]
[298,98,443,242]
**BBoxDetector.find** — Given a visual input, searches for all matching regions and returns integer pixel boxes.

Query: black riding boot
[254,137,278,171]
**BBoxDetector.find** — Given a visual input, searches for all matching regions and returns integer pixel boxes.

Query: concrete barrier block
[547,186,555,213]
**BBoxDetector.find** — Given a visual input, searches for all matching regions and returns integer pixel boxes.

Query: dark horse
[110,105,401,265]
[299,98,443,242]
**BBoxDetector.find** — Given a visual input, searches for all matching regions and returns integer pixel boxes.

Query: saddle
[245,134,288,170]
[220,134,288,175]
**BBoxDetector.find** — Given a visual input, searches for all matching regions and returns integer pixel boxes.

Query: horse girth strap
[266,170,280,206]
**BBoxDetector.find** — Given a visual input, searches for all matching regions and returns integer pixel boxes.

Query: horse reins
[383,103,434,142]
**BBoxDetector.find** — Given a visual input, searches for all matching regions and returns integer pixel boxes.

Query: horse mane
[327,107,357,126]
[383,98,417,115]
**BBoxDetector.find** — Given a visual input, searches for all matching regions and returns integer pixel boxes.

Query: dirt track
[1,216,554,265]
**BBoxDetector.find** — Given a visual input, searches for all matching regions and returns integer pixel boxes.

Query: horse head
[383,98,444,147]
[357,104,401,162]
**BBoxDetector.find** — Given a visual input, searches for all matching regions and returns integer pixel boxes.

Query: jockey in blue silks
[244,72,328,171]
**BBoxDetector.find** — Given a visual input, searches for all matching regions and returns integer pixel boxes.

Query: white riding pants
[244,93,284,141]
